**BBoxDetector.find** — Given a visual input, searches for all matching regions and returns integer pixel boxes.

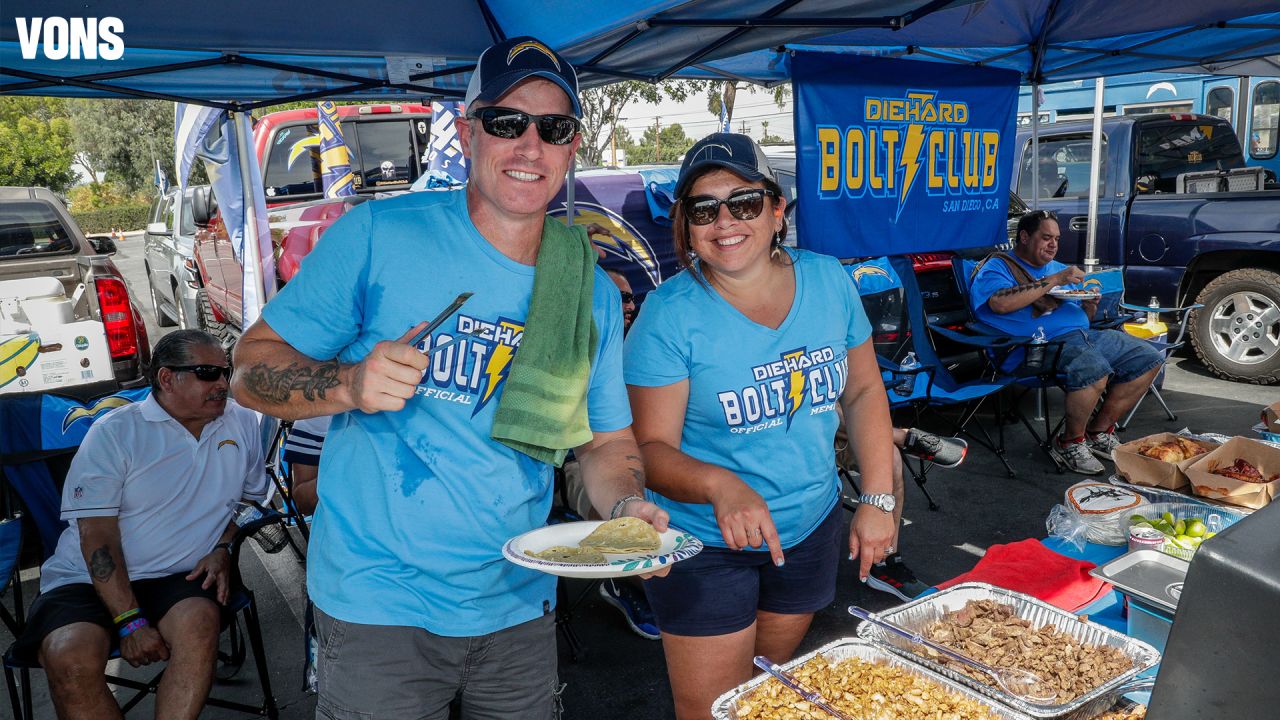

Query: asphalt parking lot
[3,232,1278,718]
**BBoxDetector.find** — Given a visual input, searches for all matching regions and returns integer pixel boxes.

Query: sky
[615,88,796,147]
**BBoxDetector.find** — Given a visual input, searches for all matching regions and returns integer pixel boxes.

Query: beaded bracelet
[112,608,141,626]
[118,618,148,639]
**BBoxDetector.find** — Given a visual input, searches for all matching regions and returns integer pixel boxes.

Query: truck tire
[1189,268,1280,385]
[196,289,237,350]
[147,266,177,327]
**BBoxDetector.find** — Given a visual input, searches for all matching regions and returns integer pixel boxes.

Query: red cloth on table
[934,539,1112,612]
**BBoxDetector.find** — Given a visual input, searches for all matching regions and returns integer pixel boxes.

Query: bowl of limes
[1127,502,1239,561]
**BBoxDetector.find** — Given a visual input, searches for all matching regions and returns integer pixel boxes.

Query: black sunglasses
[467,106,580,146]
[1028,209,1058,220]
[166,364,232,382]
[619,291,634,304]
[683,189,778,226]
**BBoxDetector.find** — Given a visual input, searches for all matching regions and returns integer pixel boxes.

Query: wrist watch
[214,542,233,553]
[857,493,896,514]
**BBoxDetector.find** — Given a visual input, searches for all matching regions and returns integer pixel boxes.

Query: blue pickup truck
[1014,113,1280,384]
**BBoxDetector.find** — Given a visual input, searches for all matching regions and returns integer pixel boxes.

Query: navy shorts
[1056,328,1163,391]
[642,503,842,637]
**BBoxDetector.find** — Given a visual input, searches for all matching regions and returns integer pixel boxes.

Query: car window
[149,195,165,224]
[1017,135,1106,200]
[164,195,178,232]
[351,120,419,189]
[1136,122,1244,193]
[1251,81,1279,161]
[263,123,323,198]
[179,194,196,236]
[0,201,76,259]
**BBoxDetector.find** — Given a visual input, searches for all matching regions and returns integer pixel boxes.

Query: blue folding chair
[846,257,1019,509]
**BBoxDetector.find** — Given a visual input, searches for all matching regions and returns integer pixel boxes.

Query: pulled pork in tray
[737,655,1002,720]
[921,600,1132,704]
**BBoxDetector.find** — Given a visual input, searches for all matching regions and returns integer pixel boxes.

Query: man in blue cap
[232,36,668,719]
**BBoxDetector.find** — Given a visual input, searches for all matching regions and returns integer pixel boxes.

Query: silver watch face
[862,493,896,513]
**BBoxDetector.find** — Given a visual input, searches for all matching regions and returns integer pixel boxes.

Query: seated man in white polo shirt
[13,329,269,720]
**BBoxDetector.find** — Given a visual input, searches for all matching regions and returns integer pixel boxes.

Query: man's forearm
[987,277,1054,314]
[232,335,354,420]
[575,436,648,520]
[79,520,139,618]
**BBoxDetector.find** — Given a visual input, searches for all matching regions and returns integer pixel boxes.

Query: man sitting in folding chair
[972,210,1163,475]
[10,329,269,719]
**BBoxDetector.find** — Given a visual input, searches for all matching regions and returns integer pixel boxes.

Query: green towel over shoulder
[491,218,599,467]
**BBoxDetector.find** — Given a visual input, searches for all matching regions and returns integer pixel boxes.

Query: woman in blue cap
[625,132,899,718]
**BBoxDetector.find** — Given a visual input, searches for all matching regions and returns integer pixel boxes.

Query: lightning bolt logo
[61,396,133,433]
[897,123,927,222]
[287,135,321,169]
[547,203,662,289]
[783,349,806,428]
[476,320,522,414]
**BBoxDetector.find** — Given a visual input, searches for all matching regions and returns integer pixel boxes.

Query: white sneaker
[1086,429,1122,461]
[1050,436,1105,475]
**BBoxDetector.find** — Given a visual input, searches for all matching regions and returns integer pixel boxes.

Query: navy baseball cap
[464,36,581,117]
[675,133,777,198]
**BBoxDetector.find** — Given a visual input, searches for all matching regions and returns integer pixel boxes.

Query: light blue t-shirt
[623,249,871,549]
[972,255,1090,371]
[261,189,630,636]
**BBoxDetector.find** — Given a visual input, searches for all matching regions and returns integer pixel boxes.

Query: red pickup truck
[192,103,432,342]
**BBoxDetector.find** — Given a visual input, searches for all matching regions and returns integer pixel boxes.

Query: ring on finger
[885,545,895,554]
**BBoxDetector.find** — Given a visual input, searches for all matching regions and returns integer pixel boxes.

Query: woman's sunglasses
[683,189,778,226]
[166,364,232,382]
[467,107,580,146]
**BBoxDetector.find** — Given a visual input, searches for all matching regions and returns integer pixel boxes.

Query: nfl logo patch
[73,486,84,499]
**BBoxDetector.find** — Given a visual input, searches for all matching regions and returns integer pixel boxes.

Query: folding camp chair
[949,253,1075,470]
[845,257,1018,510]
[1,508,285,720]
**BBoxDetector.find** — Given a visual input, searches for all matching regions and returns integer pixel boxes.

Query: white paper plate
[502,520,703,579]
[1048,286,1100,300]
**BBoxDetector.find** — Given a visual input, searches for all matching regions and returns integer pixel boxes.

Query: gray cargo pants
[314,607,560,720]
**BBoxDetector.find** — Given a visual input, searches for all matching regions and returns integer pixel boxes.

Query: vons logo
[15,17,124,61]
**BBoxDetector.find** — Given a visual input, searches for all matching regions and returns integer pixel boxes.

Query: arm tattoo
[241,359,341,404]
[629,466,646,487]
[992,279,1049,297]
[89,544,116,582]
[624,454,642,463]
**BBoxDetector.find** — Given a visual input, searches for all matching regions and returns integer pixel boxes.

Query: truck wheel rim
[1209,291,1280,366]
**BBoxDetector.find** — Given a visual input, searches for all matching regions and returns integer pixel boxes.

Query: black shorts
[12,572,219,663]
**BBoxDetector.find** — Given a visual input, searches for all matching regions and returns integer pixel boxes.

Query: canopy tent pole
[1084,77,1105,271]
[566,163,576,225]
[231,110,267,321]
[1031,83,1041,210]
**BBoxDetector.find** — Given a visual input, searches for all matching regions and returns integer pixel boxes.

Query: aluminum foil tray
[711,637,1029,720]
[855,583,1160,720]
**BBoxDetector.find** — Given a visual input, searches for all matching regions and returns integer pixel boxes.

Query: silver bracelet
[609,494,644,520]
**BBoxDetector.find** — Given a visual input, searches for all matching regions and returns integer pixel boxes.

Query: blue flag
[174,103,221,191]
[317,101,356,198]
[425,101,468,187]
[718,100,730,133]
[793,53,1019,257]
[154,158,169,193]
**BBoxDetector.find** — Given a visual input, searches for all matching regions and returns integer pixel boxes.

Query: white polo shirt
[39,394,269,593]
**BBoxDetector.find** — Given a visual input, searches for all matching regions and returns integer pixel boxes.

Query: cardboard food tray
[1184,436,1280,510]
[1262,401,1280,435]
[1111,433,1217,491]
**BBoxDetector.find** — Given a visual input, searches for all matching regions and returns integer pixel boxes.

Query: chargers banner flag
[425,101,468,187]
[793,53,1019,257]
[317,101,357,198]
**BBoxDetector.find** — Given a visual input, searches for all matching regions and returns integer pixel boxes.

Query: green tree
[759,120,786,145]
[577,80,708,167]
[68,99,174,192]
[0,97,77,192]
[623,122,694,165]
[707,81,791,129]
